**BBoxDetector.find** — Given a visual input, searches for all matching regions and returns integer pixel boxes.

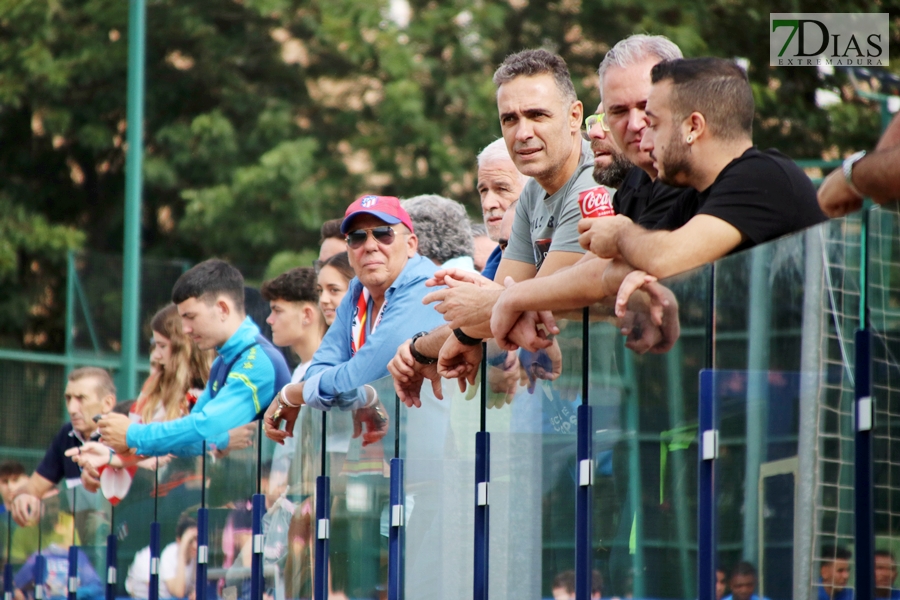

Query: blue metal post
[576,404,593,600]
[149,522,161,600]
[34,555,46,600]
[105,532,118,600]
[388,457,405,600]
[196,443,209,600]
[474,431,490,600]
[314,476,331,600]
[697,370,717,600]
[66,545,78,600]
[854,328,874,599]
[251,493,266,600]
[4,512,12,600]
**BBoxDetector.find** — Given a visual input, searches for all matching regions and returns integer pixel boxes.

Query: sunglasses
[345,226,397,249]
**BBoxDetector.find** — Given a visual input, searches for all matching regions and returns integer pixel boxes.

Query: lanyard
[350,288,386,356]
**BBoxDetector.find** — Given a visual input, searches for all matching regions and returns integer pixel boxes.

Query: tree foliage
[0,0,897,349]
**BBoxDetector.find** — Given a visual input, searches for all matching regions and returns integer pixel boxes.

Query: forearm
[505,257,615,314]
[875,112,900,151]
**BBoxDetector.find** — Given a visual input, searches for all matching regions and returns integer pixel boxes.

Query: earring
[686,134,693,144]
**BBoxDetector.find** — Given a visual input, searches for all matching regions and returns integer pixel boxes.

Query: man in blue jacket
[262,195,445,443]
[99,259,291,456]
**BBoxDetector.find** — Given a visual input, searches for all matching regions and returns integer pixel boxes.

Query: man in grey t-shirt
[389,48,615,404]
[504,138,610,271]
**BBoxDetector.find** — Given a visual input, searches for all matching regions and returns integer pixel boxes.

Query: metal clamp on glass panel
[253,534,264,553]
[68,577,78,593]
[578,459,594,486]
[702,430,719,460]
[107,567,116,585]
[150,557,159,575]
[477,482,489,506]
[317,519,331,539]
[197,545,208,564]
[391,504,405,527]
[857,396,873,431]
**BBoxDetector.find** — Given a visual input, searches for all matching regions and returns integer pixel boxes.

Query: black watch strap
[453,327,483,346]
[410,331,437,365]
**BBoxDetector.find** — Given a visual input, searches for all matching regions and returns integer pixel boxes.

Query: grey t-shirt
[505,139,612,271]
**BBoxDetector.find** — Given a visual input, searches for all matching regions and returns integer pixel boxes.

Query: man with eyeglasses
[596,34,688,229]
[262,194,445,439]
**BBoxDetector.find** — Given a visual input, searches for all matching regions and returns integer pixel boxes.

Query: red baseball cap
[341,195,415,234]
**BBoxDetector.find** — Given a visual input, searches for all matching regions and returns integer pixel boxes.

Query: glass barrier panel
[484,310,585,598]
[713,218,858,600]
[325,375,394,599]
[204,423,263,600]
[113,449,203,599]
[271,399,322,598]
[396,365,479,600]
[593,264,710,600]
[867,202,900,596]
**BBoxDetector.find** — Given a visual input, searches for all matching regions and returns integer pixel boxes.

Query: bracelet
[409,332,437,365]
[107,447,115,466]
[363,385,379,408]
[842,150,866,198]
[278,383,302,408]
[453,327,482,346]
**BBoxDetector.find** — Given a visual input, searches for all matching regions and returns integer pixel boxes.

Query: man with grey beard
[584,101,632,189]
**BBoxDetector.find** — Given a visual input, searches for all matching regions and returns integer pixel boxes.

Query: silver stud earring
[686,134,693,144]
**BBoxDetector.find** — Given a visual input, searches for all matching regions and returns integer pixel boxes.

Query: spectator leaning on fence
[98,259,291,457]
[387,48,613,404]
[490,57,827,352]
[262,195,446,445]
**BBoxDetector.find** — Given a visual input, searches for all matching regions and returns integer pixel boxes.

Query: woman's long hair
[137,303,214,423]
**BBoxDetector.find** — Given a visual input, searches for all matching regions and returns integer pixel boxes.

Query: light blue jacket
[303,253,445,410]
[127,317,289,455]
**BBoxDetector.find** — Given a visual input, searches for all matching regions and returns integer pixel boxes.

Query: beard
[594,151,633,189]
[656,131,695,187]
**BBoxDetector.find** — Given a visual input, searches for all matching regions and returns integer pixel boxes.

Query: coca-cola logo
[578,187,614,218]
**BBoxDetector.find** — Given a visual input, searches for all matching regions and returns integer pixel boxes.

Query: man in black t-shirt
[579,57,825,279]
[596,34,689,228]
[492,57,825,351]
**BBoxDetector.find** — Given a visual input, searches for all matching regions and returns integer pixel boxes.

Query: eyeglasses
[584,113,610,134]
[345,226,397,249]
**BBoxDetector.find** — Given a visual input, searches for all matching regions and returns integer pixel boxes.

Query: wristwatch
[409,331,437,365]
[452,327,483,346]
[842,150,866,198]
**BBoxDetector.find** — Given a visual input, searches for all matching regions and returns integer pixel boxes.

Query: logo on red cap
[360,195,378,208]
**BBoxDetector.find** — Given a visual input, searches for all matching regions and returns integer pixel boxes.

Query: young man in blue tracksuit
[99,259,290,456]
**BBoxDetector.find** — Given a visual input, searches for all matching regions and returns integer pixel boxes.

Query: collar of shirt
[215,316,262,362]
[346,253,437,310]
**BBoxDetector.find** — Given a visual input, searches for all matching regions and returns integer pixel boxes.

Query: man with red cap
[262,195,446,440]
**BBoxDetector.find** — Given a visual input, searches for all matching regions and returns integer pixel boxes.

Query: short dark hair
[319,251,354,282]
[261,267,319,304]
[176,513,198,539]
[320,218,344,244]
[875,549,895,562]
[0,460,25,479]
[650,57,754,141]
[821,545,853,563]
[551,569,602,594]
[731,561,757,579]
[493,48,577,104]
[172,259,245,311]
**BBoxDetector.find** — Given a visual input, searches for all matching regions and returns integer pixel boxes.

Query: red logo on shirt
[578,187,614,218]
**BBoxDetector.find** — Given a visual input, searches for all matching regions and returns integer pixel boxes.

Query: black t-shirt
[653,147,826,252]
[613,166,688,228]
[36,423,92,487]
